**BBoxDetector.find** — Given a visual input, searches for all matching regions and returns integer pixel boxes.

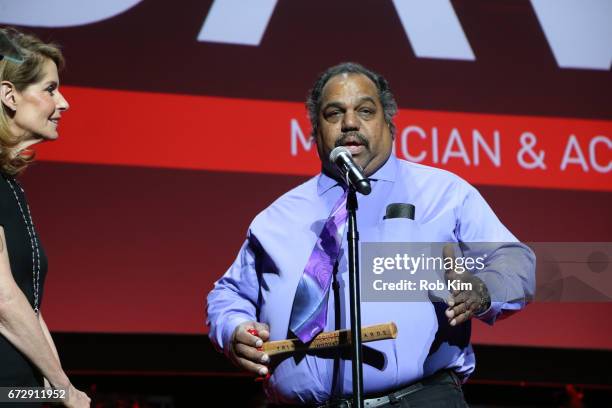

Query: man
[207,62,535,407]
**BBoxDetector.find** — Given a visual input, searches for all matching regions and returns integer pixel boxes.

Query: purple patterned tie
[289,188,348,343]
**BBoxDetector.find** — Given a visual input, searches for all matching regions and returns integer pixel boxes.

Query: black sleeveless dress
[0,174,48,387]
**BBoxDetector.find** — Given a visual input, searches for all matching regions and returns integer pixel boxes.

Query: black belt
[313,370,461,408]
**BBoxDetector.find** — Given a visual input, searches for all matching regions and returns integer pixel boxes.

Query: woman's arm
[39,312,61,388]
[0,227,70,388]
[39,312,61,363]
[0,227,91,407]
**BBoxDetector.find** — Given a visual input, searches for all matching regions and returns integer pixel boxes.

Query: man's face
[315,73,393,177]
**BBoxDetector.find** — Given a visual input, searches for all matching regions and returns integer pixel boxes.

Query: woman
[0,28,90,407]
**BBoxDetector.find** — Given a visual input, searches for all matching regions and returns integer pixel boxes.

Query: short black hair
[306,62,398,138]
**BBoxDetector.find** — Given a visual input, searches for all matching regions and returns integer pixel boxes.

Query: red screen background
[6,0,611,350]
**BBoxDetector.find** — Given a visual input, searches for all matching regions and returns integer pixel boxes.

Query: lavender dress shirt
[207,155,535,404]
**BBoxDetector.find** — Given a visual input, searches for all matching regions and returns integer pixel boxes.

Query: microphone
[329,146,372,195]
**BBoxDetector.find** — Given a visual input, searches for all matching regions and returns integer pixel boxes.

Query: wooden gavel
[252,322,398,357]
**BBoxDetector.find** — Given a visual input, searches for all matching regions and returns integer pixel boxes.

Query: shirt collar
[316,153,398,195]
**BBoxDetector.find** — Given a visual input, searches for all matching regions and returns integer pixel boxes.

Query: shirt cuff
[472,271,505,325]
[221,314,253,357]
[474,302,501,325]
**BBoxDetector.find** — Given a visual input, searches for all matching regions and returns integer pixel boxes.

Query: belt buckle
[364,396,392,408]
[319,399,352,408]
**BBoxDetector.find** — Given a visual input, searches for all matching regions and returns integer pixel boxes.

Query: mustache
[334,131,370,148]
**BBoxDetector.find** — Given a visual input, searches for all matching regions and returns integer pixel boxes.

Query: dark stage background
[2,0,611,406]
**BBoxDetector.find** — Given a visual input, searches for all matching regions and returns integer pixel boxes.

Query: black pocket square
[383,203,415,220]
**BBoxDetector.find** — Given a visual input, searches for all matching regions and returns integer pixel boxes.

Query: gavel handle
[261,322,398,357]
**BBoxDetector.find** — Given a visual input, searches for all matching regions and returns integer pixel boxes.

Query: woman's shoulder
[0,173,11,195]
[0,175,14,223]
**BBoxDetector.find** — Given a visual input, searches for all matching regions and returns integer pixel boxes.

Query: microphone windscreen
[329,146,351,163]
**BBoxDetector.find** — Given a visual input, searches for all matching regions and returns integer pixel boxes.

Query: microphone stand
[346,185,364,408]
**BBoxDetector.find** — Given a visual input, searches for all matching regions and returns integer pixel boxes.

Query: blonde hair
[0,27,65,175]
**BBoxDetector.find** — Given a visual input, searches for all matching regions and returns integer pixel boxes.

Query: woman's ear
[0,81,18,111]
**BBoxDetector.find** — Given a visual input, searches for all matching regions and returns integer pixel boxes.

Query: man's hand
[229,321,270,376]
[443,245,491,326]
[63,384,91,408]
